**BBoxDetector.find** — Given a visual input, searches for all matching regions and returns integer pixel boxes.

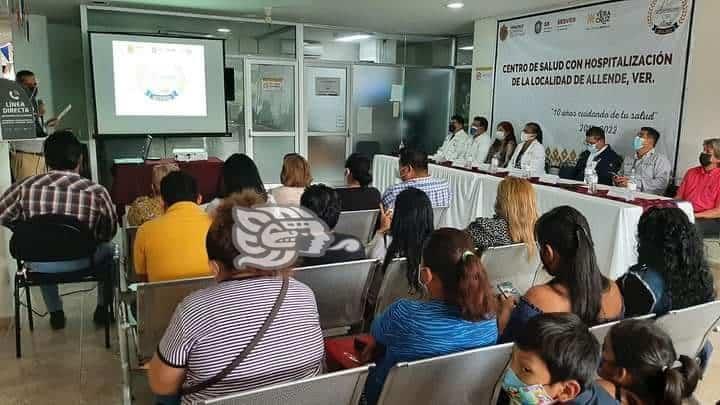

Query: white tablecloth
[372,155,694,279]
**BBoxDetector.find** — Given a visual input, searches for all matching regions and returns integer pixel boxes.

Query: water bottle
[584,163,598,194]
[490,154,499,173]
[521,160,532,178]
[626,168,638,201]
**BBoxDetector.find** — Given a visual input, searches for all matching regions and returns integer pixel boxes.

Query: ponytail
[661,355,701,405]
[456,251,497,321]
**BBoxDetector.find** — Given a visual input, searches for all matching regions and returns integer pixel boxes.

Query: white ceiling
[29,0,592,35]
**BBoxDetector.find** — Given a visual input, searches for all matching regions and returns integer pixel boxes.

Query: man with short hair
[458,116,492,164]
[0,130,117,329]
[498,313,618,404]
[676,138,720,237]
[133,171,212,282]
[381,148,451,209]
[613,127,671,195]
[300,184,366,266]
[571,126,623,186]
[431,114,470,162]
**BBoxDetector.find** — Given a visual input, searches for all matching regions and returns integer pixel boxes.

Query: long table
[372,155,693,279]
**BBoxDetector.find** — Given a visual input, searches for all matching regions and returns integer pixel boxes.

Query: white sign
[493,0,692,166]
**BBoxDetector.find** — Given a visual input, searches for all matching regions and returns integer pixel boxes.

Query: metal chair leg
[104,274,111,349]
[14,280,21,358]
[25,285,33,331]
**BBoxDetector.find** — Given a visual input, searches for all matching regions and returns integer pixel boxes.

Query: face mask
[700,152,712,167]
[501,368,555,405]
[633,136,644,151]
[448,124,455,133]
[586,143,597,154]
[521,132,534,142]
[470,126,477,136]
[496,131,506,141]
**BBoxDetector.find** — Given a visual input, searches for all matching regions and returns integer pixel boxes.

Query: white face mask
[496,131,506,141]
[521,131,534,142]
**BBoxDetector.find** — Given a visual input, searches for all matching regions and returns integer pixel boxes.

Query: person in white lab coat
[458,116,492,165]
[509,122,546,175]
[431,115,470,162]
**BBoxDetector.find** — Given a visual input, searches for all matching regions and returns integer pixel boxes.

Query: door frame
[303,61,352,158]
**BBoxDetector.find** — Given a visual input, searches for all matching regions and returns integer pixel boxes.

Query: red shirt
[677,166,720,213]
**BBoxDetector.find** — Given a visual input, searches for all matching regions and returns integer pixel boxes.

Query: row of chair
[195,301,720,405]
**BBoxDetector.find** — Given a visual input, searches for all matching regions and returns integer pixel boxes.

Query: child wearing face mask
[498,313,619,405]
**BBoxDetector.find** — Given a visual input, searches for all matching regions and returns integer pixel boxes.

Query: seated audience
[148,192,324,404]
[368,187,434,291]
[270,153,312,205]
[618,207,716,317]
[0,130,117,329]
[676,138,720,237]
[498,206,624,343]
[467,177,538,253]
[614,127,671,195]
[205,153,272,215]
[335,152,381,211]
[598,319,700,405]
[484,121,518,168]
[362,228,498,405]
[133,171,212,282]
[381,148,451,209]
[508,122,546,175]
[300,184,366,266]
[498,313,618,405]
[431,114,470,162]
[127,163,179,226]
[571,126,623,186]
[458,116,492,164]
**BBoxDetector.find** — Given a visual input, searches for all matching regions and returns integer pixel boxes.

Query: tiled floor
[0,276,719,404]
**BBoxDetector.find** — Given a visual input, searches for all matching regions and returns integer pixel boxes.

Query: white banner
[492,0,692,167]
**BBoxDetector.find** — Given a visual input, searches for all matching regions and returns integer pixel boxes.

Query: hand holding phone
[497,281,520,299]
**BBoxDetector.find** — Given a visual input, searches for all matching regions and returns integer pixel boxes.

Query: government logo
[648,0,689,35]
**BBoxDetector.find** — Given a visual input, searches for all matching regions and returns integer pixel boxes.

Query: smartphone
[497,281,520,298]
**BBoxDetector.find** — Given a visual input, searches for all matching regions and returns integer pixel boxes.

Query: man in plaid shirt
[0,130,117,329]
[381,148,452,209]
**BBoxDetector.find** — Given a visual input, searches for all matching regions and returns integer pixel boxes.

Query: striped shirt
[381,177,452,209]
[0,170,117,241]
[158,277,325,404]
[364,299,498,405]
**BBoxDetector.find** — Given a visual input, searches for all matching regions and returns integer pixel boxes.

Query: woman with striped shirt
[147,191,325,404]
[361,228,499,405]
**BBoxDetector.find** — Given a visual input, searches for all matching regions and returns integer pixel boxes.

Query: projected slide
[112,41,208,117]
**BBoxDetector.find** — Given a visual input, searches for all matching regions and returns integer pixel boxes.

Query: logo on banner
[586,9,612,29]
[556,16,577,31]
[499,24,509,41]
[648,0,689,35]
[534,21,542,34]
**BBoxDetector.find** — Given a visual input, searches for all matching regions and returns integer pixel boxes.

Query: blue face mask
[470,126,477,136]
[501,368,555,405]
[586,143,597,154]
[633,136,644,151]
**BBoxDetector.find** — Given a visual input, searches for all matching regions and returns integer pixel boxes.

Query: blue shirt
[381,177,452,209]
[365,299,498,404]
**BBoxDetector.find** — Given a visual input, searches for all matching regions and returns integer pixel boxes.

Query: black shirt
[335,187,382,211]
[571,147,623,186]
[300,233,367,267]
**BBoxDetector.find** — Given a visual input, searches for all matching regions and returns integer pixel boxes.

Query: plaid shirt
[0,170,118,241]
[381,176,452,209]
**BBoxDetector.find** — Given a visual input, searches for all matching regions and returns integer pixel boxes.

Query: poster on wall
[0,78,37,140]
[492,0,693,168]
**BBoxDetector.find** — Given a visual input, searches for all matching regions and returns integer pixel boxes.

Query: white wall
[469,0,720,180]
[13,15,54,117]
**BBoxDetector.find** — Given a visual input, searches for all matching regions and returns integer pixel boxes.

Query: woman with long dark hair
[335,152,381,211]
[206,153,272,214]
[598,319,701,405]
[497,205,624,342]
[367,187,434,290]
[619,207,715,316]
[483,121,518,168]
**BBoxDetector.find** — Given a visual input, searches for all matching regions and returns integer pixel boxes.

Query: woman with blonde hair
[126,163,180,226]
[270,153,312,205]
[466,177,538,254]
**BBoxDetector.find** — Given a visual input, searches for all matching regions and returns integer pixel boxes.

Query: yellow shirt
[133,201,212,282]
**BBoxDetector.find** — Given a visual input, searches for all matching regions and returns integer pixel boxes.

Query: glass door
[245,59,298,184]
[304,64,349,185]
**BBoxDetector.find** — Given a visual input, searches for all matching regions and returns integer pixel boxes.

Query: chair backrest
[655,300,720,359]
[374,258,418,316]
[589,314,655,348]
[10,214,97,262]
[335,209,380,245]
[432,207,447,228]
[481,243,541,295]
[123,226,139,279]
[200,365,373,405]
[377,342,513,405]
[293,259,377,333]
[136,276,215,361]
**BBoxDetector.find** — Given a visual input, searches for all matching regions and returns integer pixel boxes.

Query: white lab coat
[509,140,546,175]
[433,130,470,161]
[459,133,492,164]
